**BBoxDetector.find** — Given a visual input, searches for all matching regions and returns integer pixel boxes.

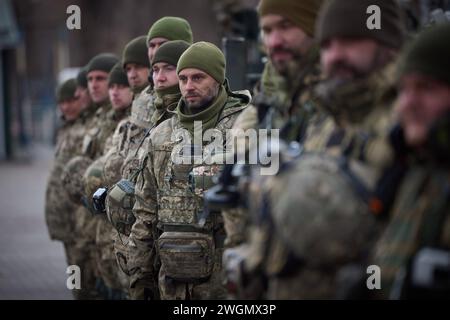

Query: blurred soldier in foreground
[223,0,407,299]
[218,0,324,252]
[371,22,450,299]
[129,42,251,299]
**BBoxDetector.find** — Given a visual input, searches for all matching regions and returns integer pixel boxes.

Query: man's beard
[327,47,393,82]
[185,86,219,113]
[270,48,304,80]
[186,96,215,111]
[184,86,220,113]
[327,61,368,81]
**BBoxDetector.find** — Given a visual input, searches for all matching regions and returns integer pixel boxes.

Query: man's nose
[323,39,347,66]
[185,78,195,91]
[155,72,165,83]
[266,29,284,50]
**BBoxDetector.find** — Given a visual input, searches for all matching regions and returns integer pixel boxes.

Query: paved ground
[0,144,73,300]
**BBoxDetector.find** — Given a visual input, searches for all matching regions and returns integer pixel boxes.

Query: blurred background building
[1,0,449,161]
[0,0,261,161]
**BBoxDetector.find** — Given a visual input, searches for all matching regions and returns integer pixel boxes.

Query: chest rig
[155,107,245,282]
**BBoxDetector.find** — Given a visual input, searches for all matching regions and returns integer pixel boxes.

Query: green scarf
[177,85,228,136]
[152,85,181,124]
[132,84,149,95]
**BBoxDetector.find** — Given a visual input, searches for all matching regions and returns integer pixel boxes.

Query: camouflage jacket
[80,101,129,161]
[104,90,181,235]
[233,62,403,299]
[45,119,85,242]
[128,89,250,299]
[222,47,322,249]
[82,103,130,200]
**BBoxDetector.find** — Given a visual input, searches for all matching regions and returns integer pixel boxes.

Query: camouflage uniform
[129,87,251,299]
[229,61,403,299]
[45,116,86,287]
[45,120,84,243]
[82,104,130,298]
[222,48,322,249]
[104,86,180,294]
[62,155,98,300]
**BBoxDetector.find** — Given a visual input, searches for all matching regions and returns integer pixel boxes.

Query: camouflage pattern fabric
[128,90,250,300]
[230,62,400,299]
[222,48,322,249]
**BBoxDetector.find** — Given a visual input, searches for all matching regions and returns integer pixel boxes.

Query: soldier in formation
[45,1,450,300]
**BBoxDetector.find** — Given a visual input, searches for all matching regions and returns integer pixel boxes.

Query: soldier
[74,66,92,113]
[127,16,194,131]
[105,40,190,298]
[57,68,100,300]
[98,18,194,299]
[129,42,251,300]
[62,53,119,299]
[218,0,324,251]
[108,63,134,114]
[233,0,323,137]
[83,53,121,159]
[123,36,151,94]
[44,78,83,291]
[224,0,407,299]
[371,22,450,299]
[82,62,133,299]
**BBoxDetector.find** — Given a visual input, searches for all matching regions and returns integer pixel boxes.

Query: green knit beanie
[257,0,323,37]
[76,66,88,88]
[399,23,450,86]
[152,40,191,67]
[146,16,193,46]
[87,53,119,74]
[316,0,405,49]
[177,42,226,84]
[122,35,150,69]
[56,78,77,103]
[108,63,130,87]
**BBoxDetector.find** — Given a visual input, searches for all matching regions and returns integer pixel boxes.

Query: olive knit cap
[122,35,150,69]
[152,40,191,67]
[398,22,450,86]
[108,63,130,87]
[316,0,405,49]
[87,53,119,74]
[56,78,77,103]
[177,41,226,84]
[257,0,323,37]
[146,16,193,46]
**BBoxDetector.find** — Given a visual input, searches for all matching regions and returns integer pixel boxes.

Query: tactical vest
[153,99,248,282]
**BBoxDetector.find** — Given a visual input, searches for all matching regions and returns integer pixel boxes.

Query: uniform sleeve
[221,105,258,248]
[127,141,160,300]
